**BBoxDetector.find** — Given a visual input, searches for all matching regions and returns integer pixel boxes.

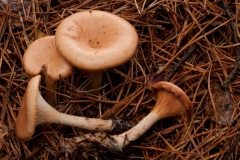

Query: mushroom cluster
[17,10,192,152]
[17,10,138,140]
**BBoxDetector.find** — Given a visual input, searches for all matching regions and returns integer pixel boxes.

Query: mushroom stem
[41,65,57,107]
[112,111,160,149]
[36,91,113,131]
[87,71,102,95]
[44,77,56,107]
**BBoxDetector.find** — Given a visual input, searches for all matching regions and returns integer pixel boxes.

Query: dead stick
[0,10,43,24]
[222,134,240,160]
[164,45,196,82]
[220,0,240,89]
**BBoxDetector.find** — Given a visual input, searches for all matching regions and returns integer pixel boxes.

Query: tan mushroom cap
[152,81,193,119]
[110,82,192,150]
[15,75,41,140]
[15,76,116,140]
[22,36,72,81]
[55,10,138,71]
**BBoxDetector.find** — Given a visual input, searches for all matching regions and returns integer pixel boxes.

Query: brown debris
[205,82,236,126]
[0,0,32,28]
[0,122,8,151]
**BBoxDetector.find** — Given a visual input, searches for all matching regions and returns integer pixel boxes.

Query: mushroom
[15,75,115,140]
[22,36,73,106]
[55,10,138,95]
[111,81,192,150]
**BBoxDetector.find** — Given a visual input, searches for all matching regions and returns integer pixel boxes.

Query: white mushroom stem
[36,91,113,131]
[112,111,160,149]
[56,82,192,152]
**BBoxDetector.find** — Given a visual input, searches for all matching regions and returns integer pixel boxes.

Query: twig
[0,10,43,24]
[222,134,240,160]
[220,0,240,89]
[164,45,196,82]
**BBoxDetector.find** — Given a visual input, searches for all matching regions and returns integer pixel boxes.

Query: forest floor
[0,0,240,159]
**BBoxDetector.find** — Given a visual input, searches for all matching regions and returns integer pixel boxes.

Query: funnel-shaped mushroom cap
[15,75,41,140]
[55,10,138,71]
[16,75,115,140]
[110,82,192,150]
[152,81,192,119]
[23,36,72,81]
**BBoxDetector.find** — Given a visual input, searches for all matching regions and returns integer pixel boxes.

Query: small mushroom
[15,75,115,140]
[55,10,138,95]
[111,81,192,150]
[22,36,73,106]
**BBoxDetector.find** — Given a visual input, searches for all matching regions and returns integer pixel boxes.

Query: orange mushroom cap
[111,82,192,150]
[23,36,72,81]
[55,10,138,71]
[15,75,41,140]
[15,75,115,140]
[152,81,193,120]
